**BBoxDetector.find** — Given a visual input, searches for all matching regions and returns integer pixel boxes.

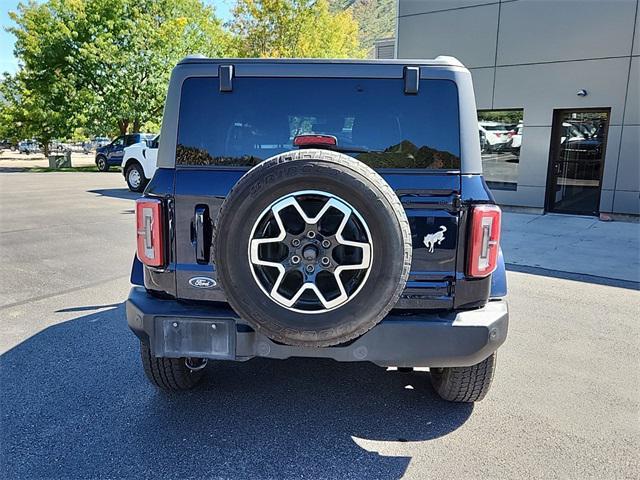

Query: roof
[178,55,465,69]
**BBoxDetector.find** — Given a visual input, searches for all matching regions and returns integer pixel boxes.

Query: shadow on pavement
[55,303,122,313]
[87,188,140,201]
[0,304,472,479]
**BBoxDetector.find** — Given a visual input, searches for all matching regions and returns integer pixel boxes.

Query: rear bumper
[126,287,508,368]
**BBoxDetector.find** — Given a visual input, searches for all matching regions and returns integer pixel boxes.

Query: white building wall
[397,0,640,215]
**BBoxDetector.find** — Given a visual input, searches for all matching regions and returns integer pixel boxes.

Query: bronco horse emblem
[423,225,447,253]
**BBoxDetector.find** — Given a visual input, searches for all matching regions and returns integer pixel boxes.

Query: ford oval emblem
[188,276,216,289]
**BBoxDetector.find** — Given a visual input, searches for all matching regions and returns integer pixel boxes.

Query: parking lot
[1,171,638,479]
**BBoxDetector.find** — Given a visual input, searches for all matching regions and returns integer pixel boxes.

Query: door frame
[545,107,611,215]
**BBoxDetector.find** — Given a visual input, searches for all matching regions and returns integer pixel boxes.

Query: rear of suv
[126,57,508,403]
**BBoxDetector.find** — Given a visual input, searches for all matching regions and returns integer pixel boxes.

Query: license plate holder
[156,317,236,359]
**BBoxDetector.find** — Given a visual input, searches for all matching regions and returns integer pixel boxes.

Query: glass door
[546,109,609,215]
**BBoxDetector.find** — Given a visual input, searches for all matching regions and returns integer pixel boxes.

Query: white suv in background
[479,121,510,153]
[121,135,159,192]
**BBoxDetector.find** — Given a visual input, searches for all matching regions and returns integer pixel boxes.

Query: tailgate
[173,169,459,309]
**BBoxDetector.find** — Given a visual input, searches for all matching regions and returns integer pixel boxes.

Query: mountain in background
[328,0,396,55]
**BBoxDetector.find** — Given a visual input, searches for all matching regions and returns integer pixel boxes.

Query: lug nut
[307,231,316,238]
[306,264,314,273]
[321,240,331,248]
[321,257,330,267]
[291,255,301,264]
[292,238,301,247]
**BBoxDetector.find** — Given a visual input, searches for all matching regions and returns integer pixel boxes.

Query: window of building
[478,110,523,191]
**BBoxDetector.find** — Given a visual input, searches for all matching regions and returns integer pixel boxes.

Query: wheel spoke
[249,202,290,297]
[272,282,347,310]
[249,198,288,263]
[249,191,373,313]
[335,210,372,268]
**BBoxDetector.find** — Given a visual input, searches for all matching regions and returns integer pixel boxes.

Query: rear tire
[214,149,412,347]
[430,352,497,402]
[96,155,109,172]
[125,162,147,192]
[140,342,205,391]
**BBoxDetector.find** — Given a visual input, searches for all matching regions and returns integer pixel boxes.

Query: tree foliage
[1,0,368,144]
[0,68,74,155]
[478,110,523,125]
[328,0,396,54]
[231,0,364,58]
[5,0,234,137]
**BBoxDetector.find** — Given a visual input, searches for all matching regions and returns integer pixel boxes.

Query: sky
[0,0,234,75]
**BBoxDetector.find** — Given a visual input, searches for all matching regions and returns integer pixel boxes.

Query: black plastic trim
[404,66,420,94]
[219,64,233,92]
[126,287,508,368]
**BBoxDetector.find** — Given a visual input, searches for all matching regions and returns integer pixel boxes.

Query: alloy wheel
[248,190,373,313]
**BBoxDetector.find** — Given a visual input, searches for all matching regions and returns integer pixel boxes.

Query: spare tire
[214,149,411,347]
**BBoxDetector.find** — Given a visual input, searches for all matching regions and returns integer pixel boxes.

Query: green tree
[231,0,365,58]
[8,0,234,137]
[0,69,74,156]
[478,110,523,125]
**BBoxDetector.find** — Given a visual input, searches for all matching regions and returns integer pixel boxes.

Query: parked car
[82,137,110,154]
[0,139,16,150]
[549,121,605,181]
[95,136,111,148]
[17,139,39,154]
[95,133,155,171]
[49,140,69,152]
[121,135,159,192]
[479,121,510,153]
[508,123,523,156]
[126,57,508,403]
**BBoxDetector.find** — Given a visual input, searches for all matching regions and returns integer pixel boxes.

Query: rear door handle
[194,206,209,263]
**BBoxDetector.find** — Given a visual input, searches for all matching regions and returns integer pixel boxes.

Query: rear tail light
[507,130,516,138]
[136,198,164,267]
[467,205,501,278]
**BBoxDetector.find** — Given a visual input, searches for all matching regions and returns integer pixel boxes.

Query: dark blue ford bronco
[126,57,508,402]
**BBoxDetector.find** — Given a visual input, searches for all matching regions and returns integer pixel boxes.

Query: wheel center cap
[302,245,318,262]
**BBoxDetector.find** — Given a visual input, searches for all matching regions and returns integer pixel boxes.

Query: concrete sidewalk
[501,212,640,283]
[0,150,95,169]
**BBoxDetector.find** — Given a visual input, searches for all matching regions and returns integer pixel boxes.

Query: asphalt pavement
[1,171,638,479]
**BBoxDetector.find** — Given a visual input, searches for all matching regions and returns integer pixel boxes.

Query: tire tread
[140,342,204,391]
[430,353,497,402]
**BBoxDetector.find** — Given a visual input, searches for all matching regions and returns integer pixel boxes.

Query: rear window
[124,135,138,147]
[176,77,460,169]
